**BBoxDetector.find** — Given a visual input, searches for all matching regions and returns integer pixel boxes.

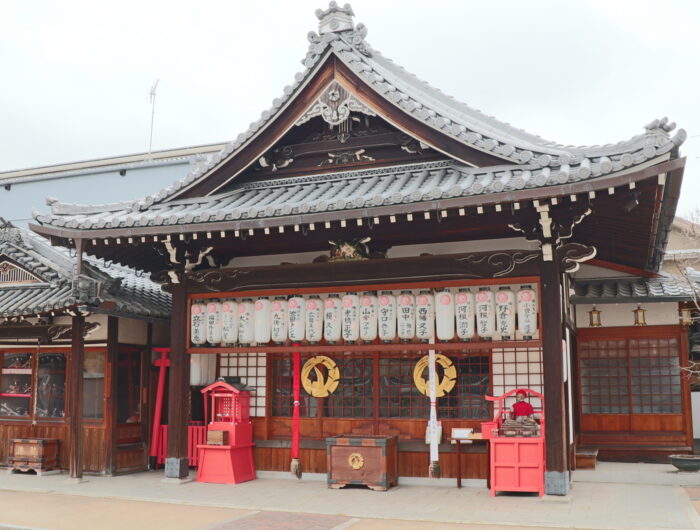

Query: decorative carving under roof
[0,218,21,244]
[0,260,43,285]
[296,81,376,127]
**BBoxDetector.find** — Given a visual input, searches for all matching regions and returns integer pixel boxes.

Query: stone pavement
[0,462,698,529]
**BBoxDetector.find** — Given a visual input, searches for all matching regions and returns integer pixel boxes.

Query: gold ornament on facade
[301,355,340,397]
[413,354,457,397]
[348,452,365,470]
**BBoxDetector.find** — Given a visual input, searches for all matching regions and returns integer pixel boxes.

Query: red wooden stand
[195,379,256,484]
[483,388,545,496]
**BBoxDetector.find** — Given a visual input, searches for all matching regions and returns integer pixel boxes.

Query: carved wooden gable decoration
[0,259,44,286]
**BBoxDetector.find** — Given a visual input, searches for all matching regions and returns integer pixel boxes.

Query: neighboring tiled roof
[571,277,696,304]
[0,223,170,319]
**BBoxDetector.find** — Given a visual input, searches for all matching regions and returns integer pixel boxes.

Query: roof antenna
[147,79,160,159]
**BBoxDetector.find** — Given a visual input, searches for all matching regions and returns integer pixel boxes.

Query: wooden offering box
[8,438,59,473]
[326,435,398,491]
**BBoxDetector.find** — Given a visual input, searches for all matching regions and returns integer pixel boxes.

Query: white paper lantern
[341,294,360,342]
[397,291,416,340]
[254,297,272,344]
[287,296,306,342]
[190,302,207,345]
[305,296,323,343]
[435,290,455,341]
[455,289,475,340]
[205,301,222,345]
[377,291,396,342]
[495,287,516,340]
[271,297,288,344]
[323,295,342,343]
[221,300,238,345]
[415,291,435,341]
[359,292,378,342]
[517,285,538,339]
[475,288,495,339]
[190,354,216,386]
[238,299,255,345]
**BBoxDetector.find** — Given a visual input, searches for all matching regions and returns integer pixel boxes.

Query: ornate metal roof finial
[316,2,355,34]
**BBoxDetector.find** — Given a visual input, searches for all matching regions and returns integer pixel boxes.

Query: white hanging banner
[517,285,538,339]
[271,297,288,344]
[455,289,475,340]
[475,288,495,339]
[435,290,455,341]
[238,299,255,345]
[205,301,222,345]
[190,353,216,386]
[359,292,378,342]
[323,296,342,343]
[341,294,360,342]
[287,296,306,342]
[221,300,239,345]
[254,297,272,344]
[397,291,416,340]
[495,287,516,340]
[377,291,396,342]
[190,302,207,345]
[415,291,435,341]
[305,296,323,343]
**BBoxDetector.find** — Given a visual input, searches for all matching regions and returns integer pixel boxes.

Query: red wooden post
[149,347,170,469]
[291,345,301,478]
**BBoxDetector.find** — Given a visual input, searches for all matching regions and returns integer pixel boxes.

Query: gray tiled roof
[32,4,687,230]
[571,277,696,304]
[0,224,170,319]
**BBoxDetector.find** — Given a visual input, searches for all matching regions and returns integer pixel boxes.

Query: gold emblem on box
[348,452,365,470]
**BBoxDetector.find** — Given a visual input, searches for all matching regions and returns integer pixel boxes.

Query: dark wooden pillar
[165,281,190,479]
[69,314,85,479]
[540,249,569,495]
[104,316,118,476]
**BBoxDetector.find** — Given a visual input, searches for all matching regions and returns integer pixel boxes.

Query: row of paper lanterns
[190,286,538,346]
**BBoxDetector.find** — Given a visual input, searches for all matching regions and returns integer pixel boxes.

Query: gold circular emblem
[301,355,340,397]
[413,354,457,397]
[348,452,364,470]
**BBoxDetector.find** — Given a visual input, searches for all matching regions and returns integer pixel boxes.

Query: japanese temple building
[0,221,170,475]
[30,4,692,494]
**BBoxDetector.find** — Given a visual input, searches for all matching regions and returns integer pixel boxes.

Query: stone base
[164,457,189,479]
[545,471,570,495]
[161,476,193,485]
[64,477,87,484]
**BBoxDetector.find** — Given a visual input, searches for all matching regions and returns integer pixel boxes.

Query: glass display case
[0,352,67,419]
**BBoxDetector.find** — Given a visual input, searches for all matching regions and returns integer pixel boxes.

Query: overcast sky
[1,0,698,217]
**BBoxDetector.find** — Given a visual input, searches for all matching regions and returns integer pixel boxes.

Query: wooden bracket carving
[558,242,597,273]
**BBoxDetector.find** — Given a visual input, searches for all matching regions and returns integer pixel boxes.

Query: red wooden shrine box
[196,377,256,484]
[482,388,545,496]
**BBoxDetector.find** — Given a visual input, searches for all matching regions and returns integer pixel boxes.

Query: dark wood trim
[577,325,682,340]
[540,251,568,477]
[165,281,190,478]
[68,314,84,479]
[104,316,118,475]
[142,323,153,468]
[185,251,542,294]
[586,259,659,278]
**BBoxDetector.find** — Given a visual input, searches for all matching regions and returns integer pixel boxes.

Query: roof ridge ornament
[316,2,355,34]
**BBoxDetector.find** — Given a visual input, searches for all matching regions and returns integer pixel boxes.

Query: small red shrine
[196,377,256,484]
[483,388,545,496]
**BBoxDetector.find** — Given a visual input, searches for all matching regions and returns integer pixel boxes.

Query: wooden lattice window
[0,260,42,285]
[219,353,266,417]
[323,354,373,418]
[579,337,681,414]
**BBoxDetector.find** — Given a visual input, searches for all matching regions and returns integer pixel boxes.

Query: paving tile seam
[198,510,260,530]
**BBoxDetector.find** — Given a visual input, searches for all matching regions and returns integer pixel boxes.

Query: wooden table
[450,432,483,488]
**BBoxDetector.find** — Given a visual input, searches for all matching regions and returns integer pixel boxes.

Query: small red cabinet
[483,388,545,496]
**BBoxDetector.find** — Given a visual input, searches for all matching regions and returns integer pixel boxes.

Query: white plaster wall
[576,302,680,328]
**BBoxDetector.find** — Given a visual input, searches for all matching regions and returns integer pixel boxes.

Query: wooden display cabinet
[326,435,398,491]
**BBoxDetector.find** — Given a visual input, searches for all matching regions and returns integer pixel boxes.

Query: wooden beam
[165,281,190,479]
[541,249,568,495]
[104,316,118,476]
[68,314,85,480]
